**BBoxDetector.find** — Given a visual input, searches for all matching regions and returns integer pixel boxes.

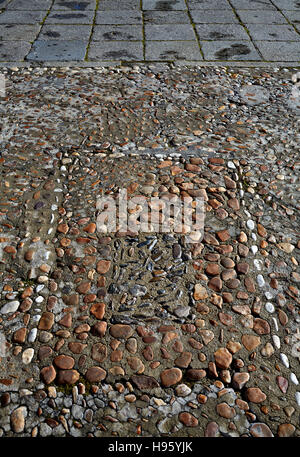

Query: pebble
[280,353,290,368]
[0,301,20,314]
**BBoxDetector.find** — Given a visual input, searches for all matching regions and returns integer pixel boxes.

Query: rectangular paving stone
[52,0,97,9]
[6,0,52,9]
[0,24,41,41]
[253,40,300,60]
[92,25,142,41]
[145,23,196,40]
[0,41,32,60]
[190,10,239,23]
[200,40,262,60]
[282,10,300,24]
[236,10,289,24]
[0,11,46,24]
[97,0,141,10]
[142,0,187,10]
[39,24,92,40]
[230,0,277,9]
[95,11,142,24]
[144,11,190,23]
[26,39,88,60]
[195,23,249,40]
[45,11,94,23]
[145,40,203,60]
[247,23,300,40]
[271,0,300,9]
[88,41,143,60]
[187,0,232,9]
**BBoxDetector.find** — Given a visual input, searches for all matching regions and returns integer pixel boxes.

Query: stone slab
[92,25,143,41]
[142,0,187,10]
[195,23,250,40]
[39,24,92,40]
[45,11,94,23]
[26,39,88,60]
[145,23,196,40]
[190,10,239,23]
[0,24,41,41]
[0,40,32,60]
[145,40,203,60]
[95,11,143,24]
[6,0,52,10]
[52,0,97,10]
[200,40,262,60]
[0,11,46,23]
[88,41,143,60]
[254,40,300,60]
[247,23,300,40]
[236,10,289,24]
[144,10,190,23]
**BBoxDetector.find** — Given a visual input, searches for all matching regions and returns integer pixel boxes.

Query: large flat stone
[200,40,262,60]
[52,0,97,10]
[0,11,46,23]
[39,24,92,40]
[195,23,249,40]
[253,40,300,60]
[26,39,87,60]
[6,0,52,9]
[95,11,143,24]
[0,41,31,60]
[230,0,277,9]
[144,10,190,23]
[97,0,140,10]
[0,24,41,41]
[190,10,239,23]
[142,0,187,10]
[236,9,288,24]
[247,23,300,40]
[88,41,143,60]
[187,0,232,9]
[92,25,143,41]
[145,23,196,40]
[145,40,203,60]
[45,11,94,23]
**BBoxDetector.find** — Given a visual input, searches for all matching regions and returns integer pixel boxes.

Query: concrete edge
[0,60,299,69]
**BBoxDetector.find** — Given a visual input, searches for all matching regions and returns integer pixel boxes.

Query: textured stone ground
[0,64,299,438]
[0,0,300,64]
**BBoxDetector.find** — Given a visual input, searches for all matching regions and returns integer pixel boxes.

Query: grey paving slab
[200,40,262,60]
[271,0,300,9]
[26,40,88,60]
[88,41,143,60]
[254,40,300,60]
[142,0,187,10]
[97,0,141,10]
[145,23,196,40]
[246,23,300,40]
[145,40,203,60]
[229,0,277,10]
[144,10,190,23]
[39,24,92,40]
[195,23,250,40]
[0,24,41,40]
[92,25,143,40]
[0,40,31,60]
[0,11,46,23]
[45,11,94,23]
[95,11,142,24]
[190,9,239,23]
[236,10,289,24]
[52,0,97,10]
[187,0,232,10]
[282,10,300,23]
[6,0,52,10]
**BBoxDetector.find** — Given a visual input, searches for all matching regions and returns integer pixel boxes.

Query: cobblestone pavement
[0,0,300,64]
[0,64,299,438]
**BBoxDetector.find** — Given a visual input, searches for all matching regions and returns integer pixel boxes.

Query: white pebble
[35,296,44,304]
[272,335,280,349]
[265,302,275,313]
[0,301,20,314]
[257,274,265,287]
[280,353,289,368]
[251,233,257,241]
[290,373,299,385]
[251,245,258,254]
[28,328,37,343]
[228,161,236,169]
[295,392,300,407]
[265,291,273,300]
[247,220,255,230]
[254,259,262,270]
[22,348,34,365]
[272,317,279,331]
[36,285,44,293]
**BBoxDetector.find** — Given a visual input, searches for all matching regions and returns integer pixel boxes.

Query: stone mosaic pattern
[0,65,299,437]
[0,0,300,63]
